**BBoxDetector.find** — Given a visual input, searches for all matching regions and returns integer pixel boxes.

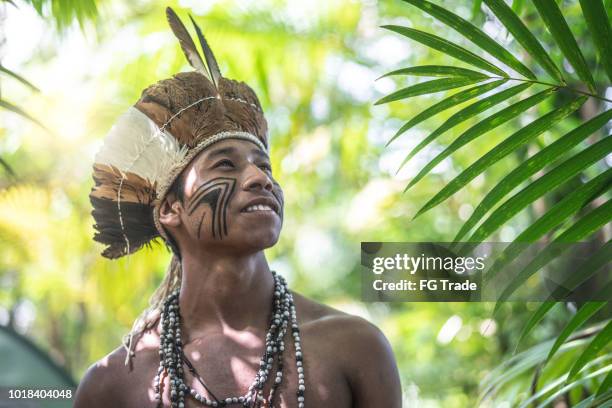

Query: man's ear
[158,192,183,229]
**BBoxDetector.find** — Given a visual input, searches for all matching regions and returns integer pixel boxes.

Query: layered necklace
[154,271,305,408]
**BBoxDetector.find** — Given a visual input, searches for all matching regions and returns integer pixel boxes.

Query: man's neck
[177,249,275,343]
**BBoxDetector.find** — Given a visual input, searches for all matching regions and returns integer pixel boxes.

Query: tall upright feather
[165,7,212,84]
[189,14,222,90]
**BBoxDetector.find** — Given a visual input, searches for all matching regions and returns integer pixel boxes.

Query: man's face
[163,138,284,255]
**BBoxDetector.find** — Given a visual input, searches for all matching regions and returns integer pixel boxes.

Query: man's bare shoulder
[73,327,161,407]
[292,291,402,406]
[292,291,393,355]
[73,345,131,407]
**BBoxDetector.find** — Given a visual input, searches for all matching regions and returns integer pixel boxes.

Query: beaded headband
[89,8,268,259]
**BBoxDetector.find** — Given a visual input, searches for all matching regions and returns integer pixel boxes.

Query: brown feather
[165,7,211,83]
[90,164,160,259]
[91,164,157,204]
[189,14,222,90]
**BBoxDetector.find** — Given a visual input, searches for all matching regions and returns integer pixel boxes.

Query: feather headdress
[90,7,269,259]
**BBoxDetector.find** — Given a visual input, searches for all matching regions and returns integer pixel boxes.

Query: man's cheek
[189,207,210,240]
[186,177,236,240]
[271,184,284,219]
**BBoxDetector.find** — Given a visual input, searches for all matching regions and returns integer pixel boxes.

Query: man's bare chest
[123,332,351,408]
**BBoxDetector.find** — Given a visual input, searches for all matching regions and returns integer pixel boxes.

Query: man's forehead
[201,139,268,161]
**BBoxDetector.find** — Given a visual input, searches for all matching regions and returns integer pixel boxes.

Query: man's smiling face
[160,138,284,255]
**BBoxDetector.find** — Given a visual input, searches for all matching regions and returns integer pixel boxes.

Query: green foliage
[0,0,101,174]
[378,0,611,404]
[0,0,610,406]
[20,0,99,30]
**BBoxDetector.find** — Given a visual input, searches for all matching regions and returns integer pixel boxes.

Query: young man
[74,8,401,408]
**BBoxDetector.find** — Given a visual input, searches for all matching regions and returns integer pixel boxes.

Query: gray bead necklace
[154,271,305,408]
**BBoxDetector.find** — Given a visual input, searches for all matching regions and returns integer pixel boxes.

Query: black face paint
[187,177,236,239]
[195,214,206,239]
[271,180,284,222]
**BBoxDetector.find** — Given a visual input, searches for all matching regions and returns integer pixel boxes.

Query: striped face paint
[186,177,236,239]
[271,180,284,224]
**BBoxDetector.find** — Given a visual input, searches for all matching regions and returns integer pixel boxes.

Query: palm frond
[401,0,535,78]
[495,199,612,308]
[381,25,508,76]
[579,0,612,83]
[386,80,506,146]
[378,2,611,402]
[0,98,48,131]
[566,321,612,382]
[414,97,587,218]
[484,0,564,82]
[374,77,484,105]
[483,169,612,283]
[467,136,612,242]
[533,0,595,91]
[546,302,608,364]
[0,64,40,92]
[402,85,550,188]
[454,109,612,242]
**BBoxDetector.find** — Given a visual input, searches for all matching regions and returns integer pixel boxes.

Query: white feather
[94,107,188,189]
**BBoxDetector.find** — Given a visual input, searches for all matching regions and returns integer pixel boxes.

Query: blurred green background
[0,0,609,406]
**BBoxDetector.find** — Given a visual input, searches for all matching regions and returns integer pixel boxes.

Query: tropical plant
[376,0,611,404]
[0,0,100,176]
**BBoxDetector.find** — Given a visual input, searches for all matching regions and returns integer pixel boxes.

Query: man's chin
[243,232,280,251]
[201,230,280,254]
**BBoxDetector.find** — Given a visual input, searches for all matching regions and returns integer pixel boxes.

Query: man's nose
[242,164,273,191]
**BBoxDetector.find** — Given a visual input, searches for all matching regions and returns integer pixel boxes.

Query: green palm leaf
[579,0,612,84]
[480,335,593,402]
[512,0,525,13]
[381,25,508,77]
[483,0,564,83]
[533,0,596,91]
[546,302,608,365]
[515,301,558,353]
[483,169,612,283]
[480,339,557,400]
[454,109,612,242]
[378,65,489,79]
[495,198,612,308]
[374,77,483,105]
[466,135,612,242]
[387,80,506,146]
[573,390,612,407]
[567,320,612,382]
[597,370,612,397]
[0,157,16,177]
[0,64,40,92]
[414,96,587,218]
[526,360,612,408]
[543,241,612,303]
[513,280,610,355]
[403,85,552,188]
[472,0,483,18]
[0,98,47,130]
[401,0,535,79]
[24,0,99,30]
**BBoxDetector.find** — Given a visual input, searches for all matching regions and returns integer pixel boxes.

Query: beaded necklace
[154,271,305,408]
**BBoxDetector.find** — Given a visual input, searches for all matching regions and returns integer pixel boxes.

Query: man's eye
[213,159,234,168]
[259,163,272,172]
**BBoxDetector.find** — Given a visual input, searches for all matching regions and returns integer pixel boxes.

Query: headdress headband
[90,7,269,259]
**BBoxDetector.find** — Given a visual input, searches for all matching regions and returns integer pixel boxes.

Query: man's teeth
[244,204,274,212]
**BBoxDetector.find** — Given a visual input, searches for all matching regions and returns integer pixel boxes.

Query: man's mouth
[240,197,280,215]
[243,204,275,213]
